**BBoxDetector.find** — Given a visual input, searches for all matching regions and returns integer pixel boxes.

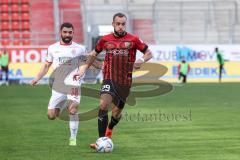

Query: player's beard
[114,29,126,37]
[61,36,73,44]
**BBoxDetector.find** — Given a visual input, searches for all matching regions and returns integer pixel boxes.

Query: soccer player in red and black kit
[74,13,153,149]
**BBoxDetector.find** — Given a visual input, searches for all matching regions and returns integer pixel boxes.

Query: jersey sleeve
[46,47,53,63]
[95,38,105,54]
[135,37,148,53]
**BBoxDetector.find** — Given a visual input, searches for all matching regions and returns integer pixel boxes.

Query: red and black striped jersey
[95,33,148,87]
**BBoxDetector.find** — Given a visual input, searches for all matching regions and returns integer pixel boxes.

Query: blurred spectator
[215,47,224,82]
[178,59,190,83]
[0,49,10,85]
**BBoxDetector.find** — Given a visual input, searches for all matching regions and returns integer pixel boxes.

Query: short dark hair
[60,22,74,31]
[113,12,127,21]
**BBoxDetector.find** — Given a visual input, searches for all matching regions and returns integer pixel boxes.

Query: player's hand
[30,79,38,86]
[133,59,144,70]
[73,72,83,81]
[73,68,86,81]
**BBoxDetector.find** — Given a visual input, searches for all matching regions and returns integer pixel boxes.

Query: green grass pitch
[0,83,240,160]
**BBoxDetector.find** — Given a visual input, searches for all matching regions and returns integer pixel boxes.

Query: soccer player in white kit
[31,23,86,146]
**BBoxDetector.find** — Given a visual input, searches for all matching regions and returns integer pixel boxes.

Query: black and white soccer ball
[95,137,114,153]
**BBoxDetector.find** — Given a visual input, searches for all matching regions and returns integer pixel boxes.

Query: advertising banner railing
[1,45,240,83]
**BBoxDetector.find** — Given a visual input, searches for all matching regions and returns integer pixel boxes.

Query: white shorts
[48,89,81,110]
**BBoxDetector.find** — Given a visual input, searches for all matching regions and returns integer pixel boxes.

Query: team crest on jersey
[120,41,133,49]
[124,42,131,48]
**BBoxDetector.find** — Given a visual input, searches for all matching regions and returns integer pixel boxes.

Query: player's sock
[98,109,108,137]
[108,115,121,130]
[105,115,122,138]
[69,114,79,140]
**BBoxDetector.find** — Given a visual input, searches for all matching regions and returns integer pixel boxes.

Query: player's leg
[98,93,113,137]
[183,74,186,83]
[67,87,81,146]
[5,66,9,85]
[105,98,125,138]
[90,93,113,149]
[0,68,2,85]
[47,108,61,120]
[47,90,67,120]
[219,64,223,82]
[67,100,79,146]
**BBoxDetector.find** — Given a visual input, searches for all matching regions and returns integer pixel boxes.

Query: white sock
[69,114,79,140]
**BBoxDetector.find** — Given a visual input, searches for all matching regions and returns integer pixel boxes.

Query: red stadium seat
[22,31,30,38]
[22,39,30,45]
[0,13,9,21]
[20,0,29,4]
[13,39,21,45]
[22,21,30,30]
[11,4,19,12]
[0,4,9,12]
[21,12,29,21]
[1,39,10,46]
[12,21,20,31]
[13,31,21,38]
[1,32,10,38]
[21,4,29,12]
[0,0,9,4]
[11,13,20,21]
[0,22,10,31]
[11,0,19,4]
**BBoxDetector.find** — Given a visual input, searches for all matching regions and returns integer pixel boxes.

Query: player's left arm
[92,59,103,69]
[134,49,153,70]
[73,50,98,80]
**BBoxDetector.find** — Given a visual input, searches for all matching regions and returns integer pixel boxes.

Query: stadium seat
[22,21,30,30]
[21,12,29,21]
[11,4,19,12]
[0,4,9,12]
[0,22,10,31]
[0,0,9,4]
[1,32,10,38]
[12,13,21,21]
[13,31,21,38]
[12,21,20,31]
[20,0,29,4]
[11,0,19,4]
[0,13,9,21]
[22,39,30,45]
[1,39,10,45]
[13,39,21,45]
[21,4,29,12]
[22,31,30,38]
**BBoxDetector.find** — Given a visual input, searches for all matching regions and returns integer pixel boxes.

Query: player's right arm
[73,50,98,80]
[31,62,52,86]
[74,37,105,80]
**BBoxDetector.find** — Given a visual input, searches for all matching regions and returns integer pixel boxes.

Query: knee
[69,107,77,115]
[47,113,57,120]
[99,101,109,110]
[47,112,57,120]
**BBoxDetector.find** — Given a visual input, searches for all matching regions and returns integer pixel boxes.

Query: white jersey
[46,41,87,86]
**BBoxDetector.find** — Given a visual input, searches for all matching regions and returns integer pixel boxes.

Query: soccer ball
[95,137,114,153]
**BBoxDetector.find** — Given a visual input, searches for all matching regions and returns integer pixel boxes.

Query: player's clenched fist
[30,79,38,86]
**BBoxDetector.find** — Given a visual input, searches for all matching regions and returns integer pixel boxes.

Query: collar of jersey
[60,41,72,45]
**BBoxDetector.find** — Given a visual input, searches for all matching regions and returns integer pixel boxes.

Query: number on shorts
[101,85,110,92]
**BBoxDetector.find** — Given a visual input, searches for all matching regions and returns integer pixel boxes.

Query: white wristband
[139,57,145,62]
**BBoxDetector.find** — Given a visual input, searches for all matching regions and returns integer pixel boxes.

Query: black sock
[98,109,108,137]
[108,115,121,130]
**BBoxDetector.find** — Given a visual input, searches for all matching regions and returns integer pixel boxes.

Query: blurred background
[0,0,240,84]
